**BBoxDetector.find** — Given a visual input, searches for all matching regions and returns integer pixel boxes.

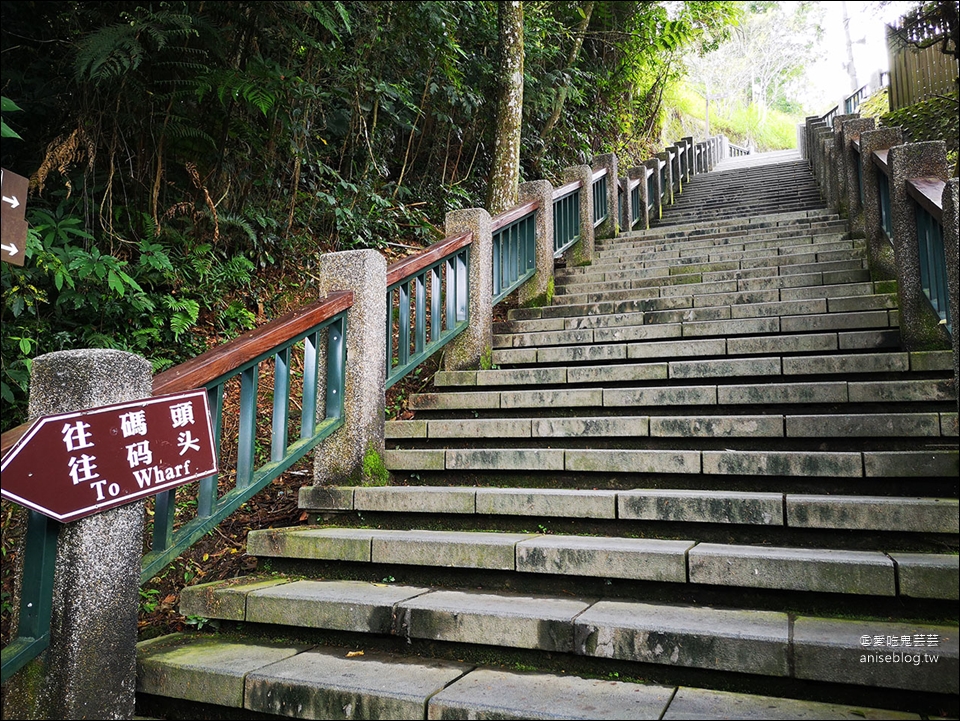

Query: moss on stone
[361,443,390,486]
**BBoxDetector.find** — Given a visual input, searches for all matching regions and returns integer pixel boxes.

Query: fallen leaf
[346,650,364,658]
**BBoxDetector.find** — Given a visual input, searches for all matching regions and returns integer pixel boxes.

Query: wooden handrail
[152,290,353,396]
[490,200,540,233]
[386,232,472,286]
[907,177,945,223]
[552,180,582,201]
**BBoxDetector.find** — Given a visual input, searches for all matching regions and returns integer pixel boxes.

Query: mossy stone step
[172,578,958,693]
[244,529,957,600]
[136,632,927,719]
[300,485,959,535]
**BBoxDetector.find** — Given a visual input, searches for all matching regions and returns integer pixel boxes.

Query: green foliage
[1,96,22,139]
[361,443,390,487]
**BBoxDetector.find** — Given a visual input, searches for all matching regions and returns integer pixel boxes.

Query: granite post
[839,117,877,234]
[656,152,674,206]
[592,153,619,240]
[618,176,632,233]
[444,208,493,368]
[561,164,595,266]
[941,179,959,411]
[681,137,695,179]
[518,180,555,306]
[645,158,663,223]
[630,166,650,231]
[831,113,859,216]
[3,349,151,720]
[312,250,386,483]
[888,141,951,351]
[859,127,903,279]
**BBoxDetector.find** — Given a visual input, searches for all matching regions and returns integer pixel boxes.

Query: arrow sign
[1,167,28,266]
[1,389,218,522]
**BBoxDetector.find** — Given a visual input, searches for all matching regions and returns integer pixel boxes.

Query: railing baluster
[326,316,345,420]
[236,364,258,489]
[197,384,223,517]
[398,281,411,369]
[301,331,319,438]
[415,272,426,356]
[456,248,468,322]
[271,347,291,462]
[430,265,441,343]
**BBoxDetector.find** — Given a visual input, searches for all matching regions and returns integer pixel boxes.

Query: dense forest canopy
[0,0,741,429]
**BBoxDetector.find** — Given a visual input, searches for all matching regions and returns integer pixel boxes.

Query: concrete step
[383,446,959,479]
[245,527,960,598]
[181,574,960,667]
[136,631,933,719]
[411,378,957,412]
[495,309,905,350]
[437,351,954,386]
[301,485,960,535]
[388,412,958,440]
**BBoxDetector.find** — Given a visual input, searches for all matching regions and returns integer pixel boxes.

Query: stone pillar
[630,166,649,231]
[618,176,632,233]
[821,134,838,212]
[656,152,674,206]
[888,141,951,351]
[3,349,151,720]
[681,137,694,179]
[941,179,960,411]
[645,158,663,222]
[814,127,833,197]
[592,152,619,240]
[667,145,682,197]
[561,164,595,266]
[839,117,877,234]
[720,135,729,161]
[444,208,493,368]
[312,250,386,483]
[860,127,904,280]
[831,113,859,216]
[518,180,555,306]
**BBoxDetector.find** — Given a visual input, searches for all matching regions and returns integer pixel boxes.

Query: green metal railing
[553,183,581,257]
[844,85,867,115]
[1,291,352,682]
[592,170,608,227]
[659,162,668,203]
[386,233,472,388]
[878,167,894,243]
[629,178,641,228]
[647,169,656,212]
[493,204,538,302]
[909,178,951,335]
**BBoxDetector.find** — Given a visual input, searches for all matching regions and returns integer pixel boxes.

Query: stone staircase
[136,152,959,720]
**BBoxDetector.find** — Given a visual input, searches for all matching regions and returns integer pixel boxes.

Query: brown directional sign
[0,389,218,522]
[1,168,29,266]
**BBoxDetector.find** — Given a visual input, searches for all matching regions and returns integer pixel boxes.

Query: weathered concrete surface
[5,349,151,721]
[428,668,673,720]
[180,577,292,621]
[137,635,307,708]
[371,530,533,570]
[354,485,476,514]
[619,490,783,525]
[575,601,789,676]
[312,250,386,484]
[688,544,895,595]
[475,488,616,518]
[247,527,379,562]
[793,616,959,694]
[516,536,694,582]
[889,553,959,600]
[663,686,919,720]
[444,208,493,371]
[397,590,591,651]
[244,646,470,719]
[786,495,959,533]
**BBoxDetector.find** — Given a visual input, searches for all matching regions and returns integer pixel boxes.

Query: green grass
[662,82,800,151]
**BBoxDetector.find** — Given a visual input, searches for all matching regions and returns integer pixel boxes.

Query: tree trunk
[486,0,524,216]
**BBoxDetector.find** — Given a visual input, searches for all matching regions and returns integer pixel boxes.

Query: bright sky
[803,0,917,113]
